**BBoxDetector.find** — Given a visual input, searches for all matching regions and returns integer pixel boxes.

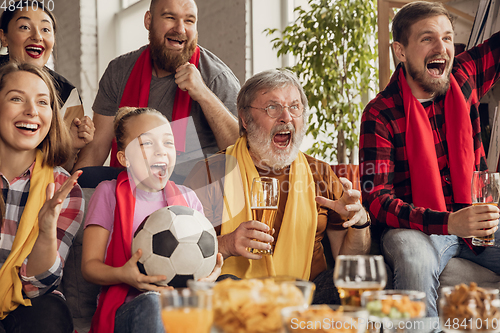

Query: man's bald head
[150,0,197,15]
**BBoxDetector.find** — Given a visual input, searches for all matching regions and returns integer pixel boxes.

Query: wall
[197,0,246,84]
[96,0,120,80]
[79,0,98,116]
[451,0,479,44]
[52,0,81,89]
[115,0,149,57]
[53,0,97,116]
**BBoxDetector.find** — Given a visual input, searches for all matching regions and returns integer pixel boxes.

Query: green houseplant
[266,0,378,163]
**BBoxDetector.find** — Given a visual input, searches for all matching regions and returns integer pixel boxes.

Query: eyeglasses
[246,103,304,118]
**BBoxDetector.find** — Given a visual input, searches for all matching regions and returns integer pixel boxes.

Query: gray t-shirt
[93,45,240,183]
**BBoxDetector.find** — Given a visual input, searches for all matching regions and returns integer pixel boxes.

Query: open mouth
[25,45,45,58]
[166,37,186,47]
[150,162,168,178]
[426,59,446,77]
[272,131,292,149]
[15,122,39,133]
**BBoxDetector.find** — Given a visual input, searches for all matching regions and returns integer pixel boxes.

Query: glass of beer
[160,288,213,333]
[471,171,500,246]
[248,177,279,255]
[333,255,387,307]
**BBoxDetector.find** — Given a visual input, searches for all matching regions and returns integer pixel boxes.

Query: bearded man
[184,69,371,304]
[359,1,500,317]
[74,0,240,183]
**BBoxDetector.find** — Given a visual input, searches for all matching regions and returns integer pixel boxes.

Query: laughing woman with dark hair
[0,0,94,172]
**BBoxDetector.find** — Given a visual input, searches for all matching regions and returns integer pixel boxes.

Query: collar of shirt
[0,162,35,188]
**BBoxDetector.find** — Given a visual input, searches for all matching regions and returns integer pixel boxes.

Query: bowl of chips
[210,277,315,333]
[439,282,500,332]
[281,304,369,333]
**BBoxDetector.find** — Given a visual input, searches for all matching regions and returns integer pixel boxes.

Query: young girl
[82,107,223,333]
[0,63,84,332]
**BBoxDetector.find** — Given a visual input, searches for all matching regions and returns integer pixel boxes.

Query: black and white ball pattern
[132,205,217,288]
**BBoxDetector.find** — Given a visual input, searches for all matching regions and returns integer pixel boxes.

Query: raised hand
[175,62,210,102]
[28,170,82,276]
[70,116,95,150]
[37,170,82,237]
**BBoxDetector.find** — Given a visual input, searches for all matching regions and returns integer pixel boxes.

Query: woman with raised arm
[0,62,84,333]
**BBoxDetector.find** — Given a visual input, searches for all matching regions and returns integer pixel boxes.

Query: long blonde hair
[0,63,71,224]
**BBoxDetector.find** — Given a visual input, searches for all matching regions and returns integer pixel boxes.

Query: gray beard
[246,119,305,171]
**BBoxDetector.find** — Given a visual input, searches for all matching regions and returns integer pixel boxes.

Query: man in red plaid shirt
[360,1,500,317]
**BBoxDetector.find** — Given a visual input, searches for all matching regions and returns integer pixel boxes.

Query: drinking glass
[471,171,500,246]
[248,177,279,255]
[160,288,213,333]
[333,255,387,307]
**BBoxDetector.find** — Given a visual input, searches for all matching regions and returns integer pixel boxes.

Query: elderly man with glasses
[184,69,371,304]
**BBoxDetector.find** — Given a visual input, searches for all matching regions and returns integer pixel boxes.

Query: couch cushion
[439,257,500,288]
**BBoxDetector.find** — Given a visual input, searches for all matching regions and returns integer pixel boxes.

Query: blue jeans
[382,228,500,317]
[114,291,165,333]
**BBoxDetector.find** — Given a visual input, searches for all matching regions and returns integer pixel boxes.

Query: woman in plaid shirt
[0,63,84,333]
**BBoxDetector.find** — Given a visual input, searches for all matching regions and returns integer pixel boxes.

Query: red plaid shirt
[360,30,500,235]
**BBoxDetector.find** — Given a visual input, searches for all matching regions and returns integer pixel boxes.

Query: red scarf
[110,46,201,167]
[89,171,188,333]
[400,68,480,244]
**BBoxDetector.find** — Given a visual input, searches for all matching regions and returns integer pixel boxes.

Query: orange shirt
[184,151,347,280]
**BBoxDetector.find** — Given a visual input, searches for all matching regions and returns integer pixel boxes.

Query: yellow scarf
[221,136,317,280]
[0,150,53,319]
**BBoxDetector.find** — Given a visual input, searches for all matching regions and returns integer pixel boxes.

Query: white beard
[246,120,305,171]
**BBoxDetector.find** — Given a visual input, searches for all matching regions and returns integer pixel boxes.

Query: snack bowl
[361,290,426,333]
[439,283,500,333]
[199,277,315,333]
[281,304,369,333]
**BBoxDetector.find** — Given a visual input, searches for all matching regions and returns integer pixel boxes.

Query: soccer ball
[132,205,218,288]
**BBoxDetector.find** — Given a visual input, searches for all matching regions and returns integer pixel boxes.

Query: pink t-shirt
[84,179,204,237]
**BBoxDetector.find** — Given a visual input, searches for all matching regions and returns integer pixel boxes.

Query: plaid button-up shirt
[360,30,500,235]
[0,164,84,298]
